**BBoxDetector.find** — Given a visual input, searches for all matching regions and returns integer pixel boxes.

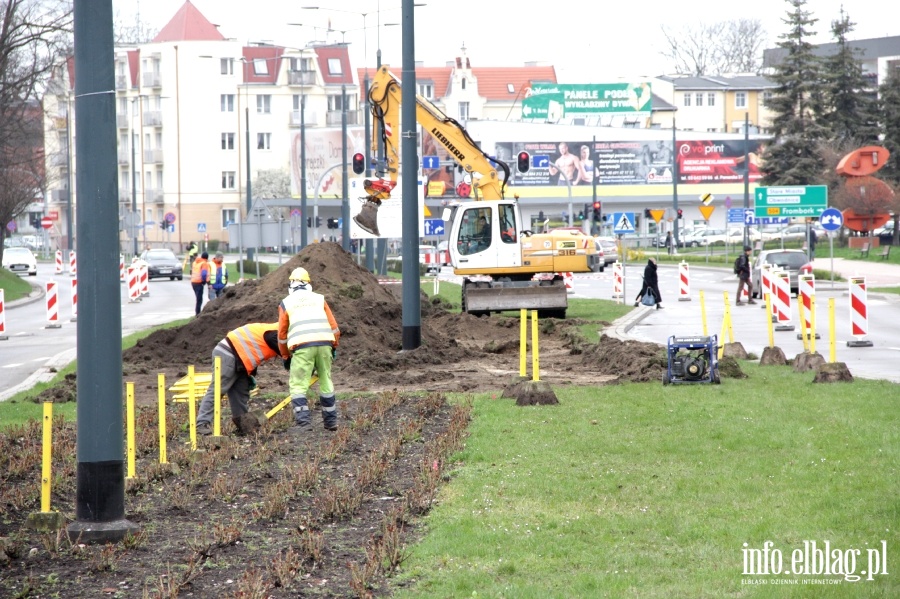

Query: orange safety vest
[226,323,279,372]
[190,258,209,284]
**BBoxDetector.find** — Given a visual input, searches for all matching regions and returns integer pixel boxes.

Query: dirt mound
[582,335,668,383]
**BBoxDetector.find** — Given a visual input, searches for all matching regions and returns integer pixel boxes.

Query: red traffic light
[592,201,601,211]
[517,151,530,173]
[677,209,684,219]
[351,152,366,175]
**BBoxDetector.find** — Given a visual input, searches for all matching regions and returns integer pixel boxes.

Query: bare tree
[0,0,72,256]
[252,168,292,199]
[660,19,767,75]
[113,10,157,45]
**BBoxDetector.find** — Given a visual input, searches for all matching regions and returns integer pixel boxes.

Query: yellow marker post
[213,355,221,437]
[126,382,136,479]
[810,295,818,355]
[188,365,197,450]
[531,310,540,382]
[41,402,52,513]
[520,309,527,377]
[797,297,809,352]
[158,374,168,464]
[699,290,708,337]
[828,298,836,363]
[718,295,728,360]
[723,292,734,344]
[765,293,775,348]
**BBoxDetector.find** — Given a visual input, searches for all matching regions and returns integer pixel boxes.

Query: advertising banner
[290,127,365,198]
[675,139,766,184]
[521,83,653,119]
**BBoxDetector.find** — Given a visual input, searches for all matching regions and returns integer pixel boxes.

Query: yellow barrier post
[158,373,168,464]
[723,291,734,344]
[520,309,527,377]
[797,297,809,352]
[213,355,221,437]
[188,365,197,450]
[699,290,708,337]
[765,293,775,348]
[531,310,540,382]
[718,298,727,360]
[126,382,136,479]
[41,402,52,513]
[828,298,836,363]
[810,295,818,355]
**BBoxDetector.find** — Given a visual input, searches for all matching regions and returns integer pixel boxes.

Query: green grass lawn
[0,268,34,302]
[395,364,899,598]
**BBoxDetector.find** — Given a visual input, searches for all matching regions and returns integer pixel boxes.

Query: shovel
[241,373,319,431]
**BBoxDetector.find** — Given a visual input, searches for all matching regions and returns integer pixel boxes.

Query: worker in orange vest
[190,251,210,315]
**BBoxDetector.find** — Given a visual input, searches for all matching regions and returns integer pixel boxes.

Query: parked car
[678,229,706,247]
[692,228,728,246]
[875,220,896,245]
[750,249,813,298]
[140,248,183,280]
[770,223,828,243]
[2,246,38,276]
[594,237,619,265]
[726,227,763,244]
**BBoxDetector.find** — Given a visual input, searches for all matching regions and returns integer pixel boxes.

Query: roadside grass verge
[395,363,899,598]
[0,268,34,302]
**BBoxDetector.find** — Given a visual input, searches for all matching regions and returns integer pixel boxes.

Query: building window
[707,92,715,106]
[221,133,234,150]
[683,93,691,107]
[257,132,271,150]
[461,78,467,90]
[735,92,747,108]
[222,208,237,228]
[695,92,703,106]
[253,59,269,76]
[762,91,773,102]
[507,83,515,93]
[328,95,346,111]
[221,94,234,112]
[327,58,342,75]
[257,95,271,114]
[290,57,313,72]
[417,82,434,99]
[458,101,469,121]
[220,58,233,75]
[221,171,236,190]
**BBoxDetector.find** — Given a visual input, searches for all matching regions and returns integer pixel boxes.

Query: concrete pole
[341,85,350,251]
[364,71,375,271]
[400,0,421,350]
[300,94,308,249]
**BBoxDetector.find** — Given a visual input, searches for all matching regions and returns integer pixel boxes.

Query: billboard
[521,83,653,119]
[290,127,365,198]
[675,139,766,184]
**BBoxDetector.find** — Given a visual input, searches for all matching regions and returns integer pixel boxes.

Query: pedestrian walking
[634,257,663,309]
[734,245,757,305]
[664,231,674,255]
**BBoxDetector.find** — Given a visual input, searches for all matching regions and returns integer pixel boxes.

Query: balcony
[49,153,68,167]
[288,70,316,86]
[116,75,128,90]
[326,110,359,126]
[51,189,69,203]
[145,189,165,204]
[119,188,131,203]
[142,111,162,127]
[118,150,130,165]
[143,149,164,164]
[117,113,129,129]
[289,110,318,127]
[142,72,162,88]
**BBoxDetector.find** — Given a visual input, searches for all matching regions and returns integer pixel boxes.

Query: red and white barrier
[126,266,142,303]
[677,261,691,301]
[70,278,78,322]
[563,272,574,293]
[55,250,63,274]
[847,276,873,347]
[120,254,125,282]
[612,261,623,301]
[423,249,450,267]
[771,269,794,331]
[45,281,61,328]
[0,289,7,340]
[760,264,775,315]
[68,250,76,276]
[798,274,816,337]
[140,264,149,296]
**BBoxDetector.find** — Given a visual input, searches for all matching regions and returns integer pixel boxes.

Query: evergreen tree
[878,64,900,185]
[761,0,828,186]
[820,10,880,146]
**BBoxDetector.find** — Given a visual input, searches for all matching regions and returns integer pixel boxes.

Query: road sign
[40,216,53,229]
[6,220,16,232]
[290,209,301,217]
[197,223,207,233]
[612,212,635,234]
[649,209,665,223]
[532,155,550,168]
[700,193,714,206]
[819,207,843,231]
[422,156,440,169]
[424,218,445,236]
[698,205,715,221]
[49,210,59,220]
[165,212,176,223]
[167,224,175,233]
[755,185,827,218]
[741,208,789,226]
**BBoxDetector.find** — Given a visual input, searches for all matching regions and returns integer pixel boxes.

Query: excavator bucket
[353,200,381,236]
[463,281,568,314]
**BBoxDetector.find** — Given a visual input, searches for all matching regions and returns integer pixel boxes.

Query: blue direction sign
[532,154,550,168]
[819,207,843,231]
[741,209,790,226]
[422,156,440,169]
[612,212,635,235]
[728,208,746,224]
[424,218,445,236]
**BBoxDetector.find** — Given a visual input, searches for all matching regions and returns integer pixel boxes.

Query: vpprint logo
[742,540,889,584]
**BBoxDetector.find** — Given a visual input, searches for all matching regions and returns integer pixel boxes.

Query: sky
[113,0,896,81]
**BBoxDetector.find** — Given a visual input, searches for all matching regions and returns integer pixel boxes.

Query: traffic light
[160,220,167,230]
[593,201,602,222]
[517,151,530,173]
[327,218,339,229]
[352,152,366,175]
[644,208,652,218]
[306,217,312,227]
[677,209,684,219]
[315,216,322,227]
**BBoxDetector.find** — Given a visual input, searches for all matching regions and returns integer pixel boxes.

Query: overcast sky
[114,0,896,81]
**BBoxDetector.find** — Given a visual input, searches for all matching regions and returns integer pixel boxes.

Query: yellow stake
[213,355,221,437]
[531,310,540,382]
[40,402,52,513]
[797,296,809,352]
[126,382,136,479]
[718,293,728,359]
[188,364,197,450]
[765,293,775,348]
[810,295,818,355]
[158,373,168,464]
[828,298,836,363]
[520,309,527,377]
[699,290,708,337]
[724,291,734,344]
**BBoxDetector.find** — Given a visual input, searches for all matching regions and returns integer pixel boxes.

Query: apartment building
[763,34,900,88]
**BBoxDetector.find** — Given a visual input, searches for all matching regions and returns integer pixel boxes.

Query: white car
[2,246,38,276]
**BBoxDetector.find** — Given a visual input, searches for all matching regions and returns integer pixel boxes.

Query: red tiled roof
[315,45,354,86]
[242,47,284,85]
[153,1,225,43]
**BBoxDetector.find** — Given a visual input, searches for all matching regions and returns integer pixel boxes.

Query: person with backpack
[734,245,757,305]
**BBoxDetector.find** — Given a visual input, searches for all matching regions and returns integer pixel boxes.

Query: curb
[602,305,658,343]
[0,348,76,403]
[6,281,44,309]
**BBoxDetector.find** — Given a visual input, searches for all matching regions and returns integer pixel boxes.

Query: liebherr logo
[431,128,466,162]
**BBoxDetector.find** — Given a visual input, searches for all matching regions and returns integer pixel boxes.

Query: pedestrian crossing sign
[612,212,635,234]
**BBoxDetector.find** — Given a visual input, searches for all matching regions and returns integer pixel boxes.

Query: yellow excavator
[354,65,600,318]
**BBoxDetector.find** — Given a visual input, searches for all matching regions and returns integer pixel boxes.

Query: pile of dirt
[581,334,668,383]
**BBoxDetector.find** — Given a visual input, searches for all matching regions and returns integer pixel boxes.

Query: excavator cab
[447,201,523,273]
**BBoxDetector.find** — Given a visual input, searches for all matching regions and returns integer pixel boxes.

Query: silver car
[594,237,619,265]
[2,246,37,276]
[750,249,813,297]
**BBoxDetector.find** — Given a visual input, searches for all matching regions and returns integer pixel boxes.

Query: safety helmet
[288,267,311,293]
